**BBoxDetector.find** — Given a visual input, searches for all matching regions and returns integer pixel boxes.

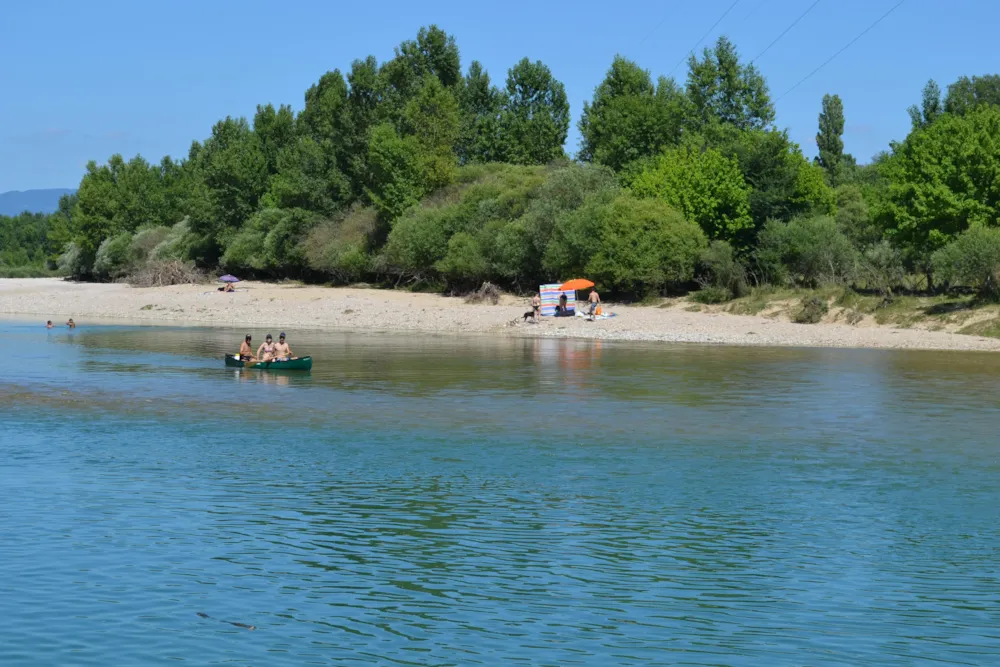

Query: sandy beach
[3,277,1000,351]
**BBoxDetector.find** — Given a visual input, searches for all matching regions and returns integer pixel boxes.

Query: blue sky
[1,0,997,192]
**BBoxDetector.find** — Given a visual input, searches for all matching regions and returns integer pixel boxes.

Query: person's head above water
[46,320,53,328]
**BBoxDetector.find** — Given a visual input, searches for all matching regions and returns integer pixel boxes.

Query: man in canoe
[273,332,295,361]
[257,334,277,362]
[239,334,255,361]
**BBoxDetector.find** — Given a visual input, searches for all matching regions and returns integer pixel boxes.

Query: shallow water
[2,320,999,665]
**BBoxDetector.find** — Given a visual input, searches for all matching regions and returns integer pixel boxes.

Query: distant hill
[0,188,75,216]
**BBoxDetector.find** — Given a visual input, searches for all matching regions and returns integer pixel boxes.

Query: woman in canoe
[257,334,277,362]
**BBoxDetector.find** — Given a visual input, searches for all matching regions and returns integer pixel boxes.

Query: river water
[2,320,999,665]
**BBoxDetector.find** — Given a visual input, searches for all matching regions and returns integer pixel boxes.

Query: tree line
[7,26,1000,300]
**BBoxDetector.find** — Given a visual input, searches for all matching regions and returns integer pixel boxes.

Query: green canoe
[224,355,313,370]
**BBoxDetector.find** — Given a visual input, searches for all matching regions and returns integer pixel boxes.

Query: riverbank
[3,278,1000,351]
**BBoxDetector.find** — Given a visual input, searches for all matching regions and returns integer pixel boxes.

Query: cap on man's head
[279,332,286,338]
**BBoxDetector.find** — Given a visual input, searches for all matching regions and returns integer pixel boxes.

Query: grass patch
[684,304,703,312]
[958,317,1000,338]
[690,286,733,304]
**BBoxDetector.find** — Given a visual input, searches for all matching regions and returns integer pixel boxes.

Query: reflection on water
[2,319,1000,666]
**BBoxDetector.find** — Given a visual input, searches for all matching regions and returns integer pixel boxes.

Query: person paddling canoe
[239,334,255,361]
[257,334,277,362]
[273,332,295,361]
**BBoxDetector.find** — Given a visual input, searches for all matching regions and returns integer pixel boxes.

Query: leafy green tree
[944,74,1000,116]
[908,79,942,129]
[879,106,1000,266]
[456,61,502,164]
[815,93,850,184]
[578,56,688,171]
[265,136,349,214]
[72,154,171,263]
[253,103,296,176]
[721,129,835,235]
[195,117,268,248]
[365,123,425,224]
[627,146,753,244]
[402,76,460,190]
[686,36,774,132]
[497,58,570,165]
[382,25,461,104]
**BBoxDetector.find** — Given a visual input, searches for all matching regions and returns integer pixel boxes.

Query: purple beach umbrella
[218,274,240,283]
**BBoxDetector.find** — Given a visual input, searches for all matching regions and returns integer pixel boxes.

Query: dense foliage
[6,28,1000,299]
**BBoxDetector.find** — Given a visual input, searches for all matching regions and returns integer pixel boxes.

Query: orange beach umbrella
[558,278,594,291]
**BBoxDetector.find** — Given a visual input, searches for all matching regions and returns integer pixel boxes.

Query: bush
[303,206,378,284]
[691,286,733,304]
[150,219,204,263]
[58,242,88,279]
[932,226,1000,298]
[129,226,171,264]
[436,232,489,288]
[222,208,318,275]
[697,240,747,298]
[93,232,134,280]
[860,240,905,297]
[545,193,707,296]
[381,164,547,284]
[757,215,857,287]
[793,296,828,324]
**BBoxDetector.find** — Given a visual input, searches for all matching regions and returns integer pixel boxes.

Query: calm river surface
[2,319,999,665]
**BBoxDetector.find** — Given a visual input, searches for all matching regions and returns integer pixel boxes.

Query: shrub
[859,240,905,297]
[93,232,134,280]
[691,286,733,304]
[794,296,828,324]
[150,219,204,263]
[932,225,1000,298]
[546,193,707,296]
[436,232,489,288]
[130,226,171,264]
[222,208,318,275]
[697,240,747,299]
[757,215,857,287]
[58,242,88,279]
[303,206,378,284]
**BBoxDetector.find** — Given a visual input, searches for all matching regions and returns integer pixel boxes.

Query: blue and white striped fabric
[540,284,576,316]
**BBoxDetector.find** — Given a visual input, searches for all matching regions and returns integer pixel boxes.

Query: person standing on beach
[531,293,541,322]
[588,288,600,317]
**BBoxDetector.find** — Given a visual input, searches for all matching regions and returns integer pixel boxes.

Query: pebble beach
[3,278,1000,351]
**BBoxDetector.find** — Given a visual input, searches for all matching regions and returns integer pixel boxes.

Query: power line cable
[775,0,906,102]
[638,2,675,46]
[751,0,822,64]
[667,0,742,77]
[742,0,769,22]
